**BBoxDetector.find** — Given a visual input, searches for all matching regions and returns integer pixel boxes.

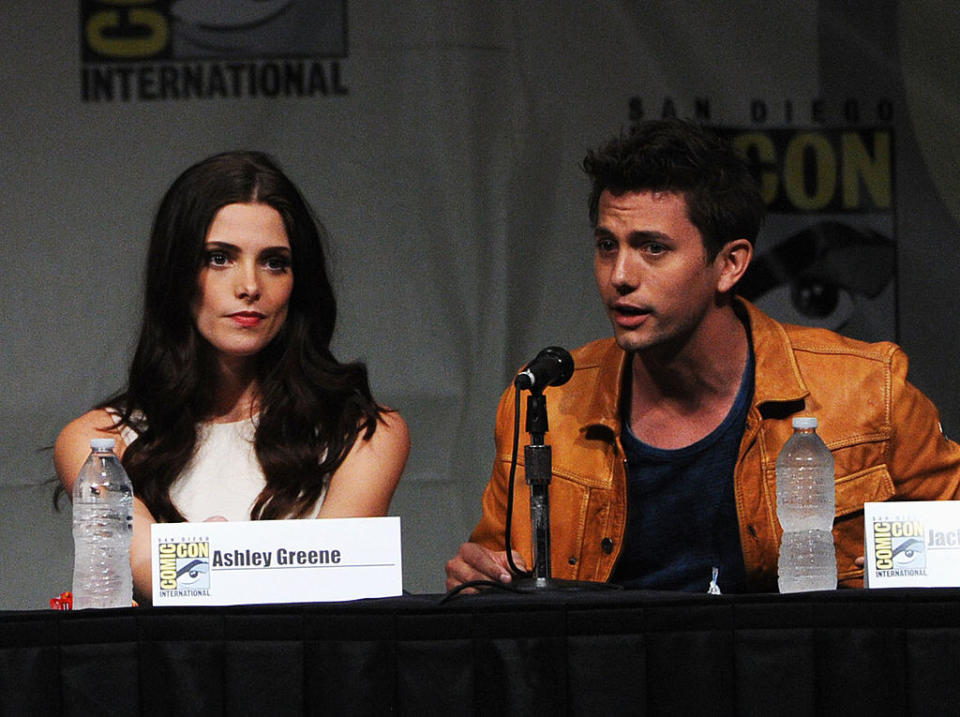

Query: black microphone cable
[503,383,532,579]
[439,385,531,604]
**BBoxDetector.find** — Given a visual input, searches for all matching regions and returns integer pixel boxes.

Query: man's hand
[445,542,527,591]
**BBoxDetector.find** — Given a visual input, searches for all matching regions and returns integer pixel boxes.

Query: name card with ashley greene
[864,501,960,588]
[151,517,402,605]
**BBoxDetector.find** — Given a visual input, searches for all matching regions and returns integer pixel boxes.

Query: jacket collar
[737,298,810,408]
[578,297,809,430]
[577,338,628,435]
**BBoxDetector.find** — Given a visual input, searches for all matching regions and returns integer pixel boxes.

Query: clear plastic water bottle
[776,416,837,592]
[72,438,134,608]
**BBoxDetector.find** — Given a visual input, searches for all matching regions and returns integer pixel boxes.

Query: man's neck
[627,304,749,449]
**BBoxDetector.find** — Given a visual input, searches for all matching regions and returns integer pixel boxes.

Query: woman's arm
[317,410,410,518]
[54,409,156,604]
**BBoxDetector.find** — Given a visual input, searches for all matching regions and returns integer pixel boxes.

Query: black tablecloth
[3,587,960,715]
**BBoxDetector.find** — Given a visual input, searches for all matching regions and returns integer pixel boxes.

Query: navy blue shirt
[611,346,754,593]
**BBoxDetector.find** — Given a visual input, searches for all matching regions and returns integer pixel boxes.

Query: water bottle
[776,416,837,592]
[71,438,134,608]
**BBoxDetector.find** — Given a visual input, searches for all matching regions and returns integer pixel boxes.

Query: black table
[3,587,960,715]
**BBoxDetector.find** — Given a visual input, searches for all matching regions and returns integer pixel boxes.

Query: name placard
[150,517,402,606]
[864,501,960,588]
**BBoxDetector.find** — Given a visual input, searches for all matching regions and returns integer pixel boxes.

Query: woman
[55,151,410,603]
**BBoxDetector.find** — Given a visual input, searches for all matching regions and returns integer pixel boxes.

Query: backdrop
[2,1,959,608]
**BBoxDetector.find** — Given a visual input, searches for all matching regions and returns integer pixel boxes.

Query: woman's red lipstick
[229,311,265,327]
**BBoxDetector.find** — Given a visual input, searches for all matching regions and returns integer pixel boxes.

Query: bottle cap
[792,416,818,429]
[90,437,117,451]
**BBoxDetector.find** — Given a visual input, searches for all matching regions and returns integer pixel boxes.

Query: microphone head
[538,346,574,387]
[515,346,575,391]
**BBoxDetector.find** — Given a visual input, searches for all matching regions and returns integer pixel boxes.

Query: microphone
[514,346,574,391]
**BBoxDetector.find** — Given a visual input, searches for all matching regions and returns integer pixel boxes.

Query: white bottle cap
[90,437,117,451]
[792,416,818,429]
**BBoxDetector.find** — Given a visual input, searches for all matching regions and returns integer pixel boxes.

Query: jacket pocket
[833,465,893,586]
[835,464,894,517]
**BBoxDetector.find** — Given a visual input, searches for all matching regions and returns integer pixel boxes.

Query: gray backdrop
[2,1,959,608]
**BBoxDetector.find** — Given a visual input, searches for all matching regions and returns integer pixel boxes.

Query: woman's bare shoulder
[57,408,123,445]
[317,408,410,518]
[374,408,410,444]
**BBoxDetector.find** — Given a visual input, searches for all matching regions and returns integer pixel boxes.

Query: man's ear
[715,238,753,294]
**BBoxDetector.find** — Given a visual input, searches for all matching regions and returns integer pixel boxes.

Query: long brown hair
[106,150,382,521]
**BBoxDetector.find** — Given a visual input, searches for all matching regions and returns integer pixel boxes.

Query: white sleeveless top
[117,414,325,521]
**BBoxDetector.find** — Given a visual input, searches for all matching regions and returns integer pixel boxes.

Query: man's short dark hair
[582,119,765,260]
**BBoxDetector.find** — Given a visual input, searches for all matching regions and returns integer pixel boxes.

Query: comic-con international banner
[628,98,895,343]
[80,0,348,101]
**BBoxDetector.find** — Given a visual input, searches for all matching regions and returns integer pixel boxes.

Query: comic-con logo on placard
[873,519,927,577]
[80,0,348,102]
[158,539,212,596]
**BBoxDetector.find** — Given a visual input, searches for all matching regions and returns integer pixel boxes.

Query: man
[446,118,960,593]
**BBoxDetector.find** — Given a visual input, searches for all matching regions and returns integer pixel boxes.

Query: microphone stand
[512,388,618,593]
[522,390,552,589]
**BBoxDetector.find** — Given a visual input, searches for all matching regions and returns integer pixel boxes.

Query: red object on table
[50,592,73,610]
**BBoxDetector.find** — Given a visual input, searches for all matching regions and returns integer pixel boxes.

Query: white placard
[864,501,960,588]
[150,517,402,606]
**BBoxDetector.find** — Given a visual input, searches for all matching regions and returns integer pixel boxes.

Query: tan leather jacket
[471,299,960,590]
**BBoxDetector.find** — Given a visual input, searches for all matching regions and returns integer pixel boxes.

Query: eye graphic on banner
[738,221,896,332]
[171,0,295,30]
[170,0,319,57]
